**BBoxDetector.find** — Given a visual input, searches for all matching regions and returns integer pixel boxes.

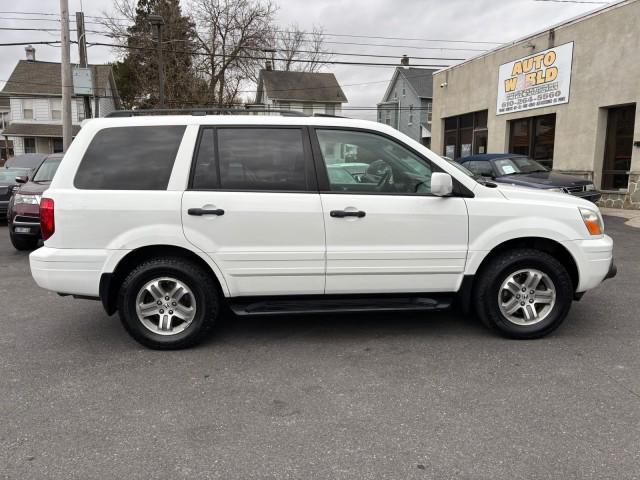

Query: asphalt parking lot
[1,216,639,480]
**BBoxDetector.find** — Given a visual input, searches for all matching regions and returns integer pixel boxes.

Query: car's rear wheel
[10,232,39,251]
[473,248,573,339]
[118,257,218,349]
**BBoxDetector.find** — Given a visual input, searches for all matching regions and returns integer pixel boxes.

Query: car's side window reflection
[316,129,433,194]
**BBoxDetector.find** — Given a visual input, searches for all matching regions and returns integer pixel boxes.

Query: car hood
[494,183,596,208]
[495,171,592,189]
[17,181,50,196]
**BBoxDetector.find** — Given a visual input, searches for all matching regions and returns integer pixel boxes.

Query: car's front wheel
[118,257,219,349]
[473,249,573,339]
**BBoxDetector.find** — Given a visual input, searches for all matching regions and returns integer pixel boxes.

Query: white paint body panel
[320,193,468,294]
[29,114,613,301]
[182,191,325,296]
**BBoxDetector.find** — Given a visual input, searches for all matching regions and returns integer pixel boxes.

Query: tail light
[40,198,55,240]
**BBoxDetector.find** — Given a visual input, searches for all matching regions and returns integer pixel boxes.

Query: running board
[229,295,453,316]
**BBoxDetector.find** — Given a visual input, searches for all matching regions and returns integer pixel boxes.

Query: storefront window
[508,114,556,168]
[442,110,488,159]
[602,104,635,190]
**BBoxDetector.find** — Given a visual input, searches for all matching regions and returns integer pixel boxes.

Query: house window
[443,110,488,159]
[509,114,556,169]
[50,98,62,121]
[302,104,313,116]
[402,81,406,97]
[22,99,34,120]
[78,102,85,121]
[279,102,290,110]
[408,105,414,125]
[24,137,36,153]
[53,138,64,153]
[393,91,397,100]
[426,101,432,124]
[325,104,336,116]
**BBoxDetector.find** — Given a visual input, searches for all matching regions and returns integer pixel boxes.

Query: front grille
[565,185,586,194]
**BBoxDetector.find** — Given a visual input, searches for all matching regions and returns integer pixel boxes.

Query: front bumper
[10,216,41,237]
[0,200,8,217]
[563,234,614,292]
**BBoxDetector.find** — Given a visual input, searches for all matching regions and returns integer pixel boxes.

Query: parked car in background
[4,153,48,175]
[7,154,63,250]
[457,154,600,203]
[0,167,29,219]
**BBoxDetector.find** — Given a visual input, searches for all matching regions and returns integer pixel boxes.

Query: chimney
[400,55,409,67]
[265,59,273,71]
[25,45,36,62]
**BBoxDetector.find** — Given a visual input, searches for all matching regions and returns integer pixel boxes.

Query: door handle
[330,210,366,218]
[188,208,225,216]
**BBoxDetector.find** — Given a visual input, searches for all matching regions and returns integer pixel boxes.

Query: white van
[29,111,615,349]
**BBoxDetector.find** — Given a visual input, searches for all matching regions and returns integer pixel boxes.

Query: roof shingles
[258,70,347,103]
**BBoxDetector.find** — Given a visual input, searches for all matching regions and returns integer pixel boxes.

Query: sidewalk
[600,207,640,228]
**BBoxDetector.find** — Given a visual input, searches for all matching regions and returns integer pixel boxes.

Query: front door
[602,104,636,190]
[182,126,325,297]
[313,128,469,295]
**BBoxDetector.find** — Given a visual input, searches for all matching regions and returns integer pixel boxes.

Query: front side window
[316,129,433,195]
[23,137,36,153]
[74,125,185,190]
[191,128,310,191]
[22,99,34,120]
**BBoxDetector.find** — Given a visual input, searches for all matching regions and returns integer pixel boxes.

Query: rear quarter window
[74,125,186,190]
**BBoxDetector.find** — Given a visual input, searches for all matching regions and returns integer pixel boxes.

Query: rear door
[312,128,469,295]
[182,126,326,297]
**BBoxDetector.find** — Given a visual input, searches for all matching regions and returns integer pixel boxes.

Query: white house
[1,46,121,155]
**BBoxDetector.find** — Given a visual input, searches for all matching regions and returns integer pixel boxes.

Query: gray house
[256,68,347,115]
[377,64,437,147]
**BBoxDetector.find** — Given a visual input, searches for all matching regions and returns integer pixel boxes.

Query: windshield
[492,157,548,176]
[0,168,29,183]
[444,158,479,180]
[33,156,62,182]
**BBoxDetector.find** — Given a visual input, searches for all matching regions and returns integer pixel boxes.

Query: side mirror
[15,175,28,184]
[431,172,453,197]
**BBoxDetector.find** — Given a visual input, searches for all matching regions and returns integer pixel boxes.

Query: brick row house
[1,46,121,156]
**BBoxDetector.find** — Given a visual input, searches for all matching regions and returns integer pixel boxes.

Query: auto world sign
[496,42,573,115]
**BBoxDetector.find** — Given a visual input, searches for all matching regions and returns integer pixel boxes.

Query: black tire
[118,257,219,349]
[473,248,573,339]
[10,232,39,251]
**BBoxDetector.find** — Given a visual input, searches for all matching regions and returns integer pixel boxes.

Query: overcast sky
[0,0,616,120]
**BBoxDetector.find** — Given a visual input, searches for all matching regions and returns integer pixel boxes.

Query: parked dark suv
[457,154,600,203]
[0,167,30,219]
[8,154,63,250]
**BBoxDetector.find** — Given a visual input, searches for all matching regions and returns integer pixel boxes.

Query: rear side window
[74,125,185,190]
[191,127,310,191]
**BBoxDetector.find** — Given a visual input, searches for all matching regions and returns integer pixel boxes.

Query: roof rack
[313,113,348,119]
[106,107,308,118]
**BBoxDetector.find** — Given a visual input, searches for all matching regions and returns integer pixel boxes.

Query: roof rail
[313,113,349,119]
[106,107,309,118]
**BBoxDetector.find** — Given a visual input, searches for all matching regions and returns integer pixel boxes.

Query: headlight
[548,187,565,193]
[14,194,41,205]
[585,184,596,191]
[579,207,604,236]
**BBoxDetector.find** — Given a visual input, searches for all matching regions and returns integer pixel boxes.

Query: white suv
[29,111,616,349]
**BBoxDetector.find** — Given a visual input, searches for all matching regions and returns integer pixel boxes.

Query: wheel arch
[100,244,228,316]
[472,237,579,290]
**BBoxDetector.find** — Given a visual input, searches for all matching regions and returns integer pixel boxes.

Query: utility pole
[149,15,165,108]
[60,0,73,151]
[75,11,92,119]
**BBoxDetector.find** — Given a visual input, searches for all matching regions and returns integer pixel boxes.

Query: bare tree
[276,25,331,73]
[100,0,138,50]
[189,0,276,107]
